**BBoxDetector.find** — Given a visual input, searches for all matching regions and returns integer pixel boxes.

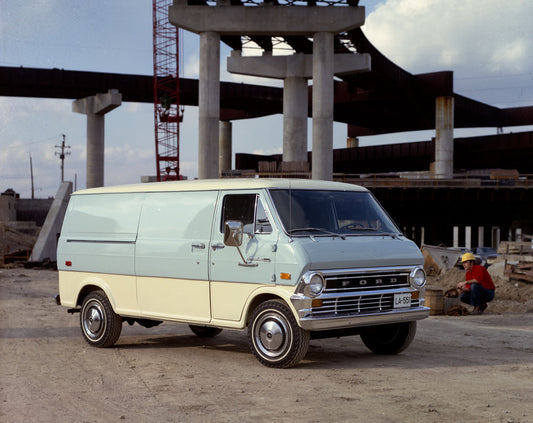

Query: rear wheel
[248,300,309,368]
[189,325,223,338]
[80,290,122,348]
[360,321,416,355]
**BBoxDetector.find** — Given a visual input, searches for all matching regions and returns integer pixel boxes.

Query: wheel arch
[244,291,298,328]
[76,283,115,311]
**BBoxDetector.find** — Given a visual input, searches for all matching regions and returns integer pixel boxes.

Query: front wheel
[248,300,309,368]
[360,321,416,355]
[80,290,122,348]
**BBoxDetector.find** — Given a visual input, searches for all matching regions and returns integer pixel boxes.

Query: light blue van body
[57,178,429,366]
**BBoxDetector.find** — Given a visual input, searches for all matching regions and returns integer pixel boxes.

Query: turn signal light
[65,261,72,267]
[280,273,291,280]
[312,299,323,308]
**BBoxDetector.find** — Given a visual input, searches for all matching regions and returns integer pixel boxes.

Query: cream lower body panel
[137,276,211,323]
[210,281,297,328]
[58,271,139,317]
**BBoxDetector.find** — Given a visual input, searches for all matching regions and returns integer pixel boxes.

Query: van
[56,178,429,368]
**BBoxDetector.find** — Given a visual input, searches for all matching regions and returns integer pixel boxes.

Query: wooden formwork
[501,235,533,283]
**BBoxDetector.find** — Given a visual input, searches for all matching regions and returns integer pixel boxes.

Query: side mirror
[224,220,243,247]
[223,220,257,267]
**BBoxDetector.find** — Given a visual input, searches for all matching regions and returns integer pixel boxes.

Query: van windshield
[269,189,400,237]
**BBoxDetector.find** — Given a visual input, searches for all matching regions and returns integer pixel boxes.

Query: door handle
[192,243,205,249]
[211,243,225,250]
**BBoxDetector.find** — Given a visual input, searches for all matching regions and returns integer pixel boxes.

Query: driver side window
[220,194,272,234]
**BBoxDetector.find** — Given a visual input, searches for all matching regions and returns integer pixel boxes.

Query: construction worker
[456,252,496,314]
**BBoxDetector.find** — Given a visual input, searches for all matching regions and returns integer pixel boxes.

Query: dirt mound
[426,260,533,313]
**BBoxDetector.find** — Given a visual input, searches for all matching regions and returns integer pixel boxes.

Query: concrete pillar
[284,76,308,162]
[219,121,232,176]
[478,226,485,247]
[87,114,105,188]
[420,226,425,247]
[72,89,122,188]
[198,31,220,179]
[434,96,454,179]
[168,2,365,179]
[465,226,472,250]
[453,226,459,248]
[312,32,334,181]
[492,227,500,248]
[228,50,369,166]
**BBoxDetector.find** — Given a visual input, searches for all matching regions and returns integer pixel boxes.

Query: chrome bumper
[296,306,429,331]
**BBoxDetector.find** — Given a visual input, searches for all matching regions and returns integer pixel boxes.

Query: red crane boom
[152,0,183,181]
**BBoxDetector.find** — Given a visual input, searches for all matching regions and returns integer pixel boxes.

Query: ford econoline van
[56,178,428,368]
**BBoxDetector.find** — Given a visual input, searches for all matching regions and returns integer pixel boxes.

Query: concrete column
[198,31,220,179]
[228,50,369,167]
[312,31,334,181]
[434,96,454,179]
[478,226,485,247]
[465,226,472,250]
[492,227,500,248]
[284,76,308,162]
[86,114,105,188]
[453,226,459,248]
[72,89,122,188]
[219,121,232,176]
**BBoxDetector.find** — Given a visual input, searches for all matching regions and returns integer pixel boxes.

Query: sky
[1,0,532,199]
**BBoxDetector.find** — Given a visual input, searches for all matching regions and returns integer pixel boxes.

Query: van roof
[72,178,368,195]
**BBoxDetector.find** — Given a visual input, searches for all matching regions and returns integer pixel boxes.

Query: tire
[189,325,223,338]
[248,300,310,368]
[360,321,417,355]
[80,290,122,348]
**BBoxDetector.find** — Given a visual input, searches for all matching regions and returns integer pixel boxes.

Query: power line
[4,134,62,150]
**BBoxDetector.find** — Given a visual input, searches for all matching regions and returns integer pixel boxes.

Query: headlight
[302,272,325,297]
[410,267,426,288]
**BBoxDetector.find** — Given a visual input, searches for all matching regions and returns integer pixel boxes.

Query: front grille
[311,293,421,317]
[308,267,419,318]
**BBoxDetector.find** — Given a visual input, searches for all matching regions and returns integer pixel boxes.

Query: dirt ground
[1,266,532,423]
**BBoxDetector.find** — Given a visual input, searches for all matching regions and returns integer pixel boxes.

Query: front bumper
[297,306,429,331]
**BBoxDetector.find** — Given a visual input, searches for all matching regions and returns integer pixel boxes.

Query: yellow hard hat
[461,252,476,262]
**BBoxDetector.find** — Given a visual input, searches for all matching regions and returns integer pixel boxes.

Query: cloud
[364,0,533,76]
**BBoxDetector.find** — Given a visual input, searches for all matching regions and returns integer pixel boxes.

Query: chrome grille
[309,267,419,318]
[311,294,421,317]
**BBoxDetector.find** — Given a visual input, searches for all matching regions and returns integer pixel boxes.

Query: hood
[294,235,424,270]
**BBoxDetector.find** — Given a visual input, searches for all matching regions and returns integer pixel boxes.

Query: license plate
[393,293,411,308]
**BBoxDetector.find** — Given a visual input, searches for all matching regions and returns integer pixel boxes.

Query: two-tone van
[56,178,429,368]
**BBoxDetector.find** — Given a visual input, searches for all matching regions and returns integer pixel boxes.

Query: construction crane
[152,0,183,181]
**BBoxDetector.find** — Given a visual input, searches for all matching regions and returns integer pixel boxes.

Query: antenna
[55,134,71,183]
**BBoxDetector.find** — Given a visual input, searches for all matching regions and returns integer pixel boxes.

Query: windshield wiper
[289,227,346,240]
[343,227,401,238]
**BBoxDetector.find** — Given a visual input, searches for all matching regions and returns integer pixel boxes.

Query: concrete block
[30,182,73,263]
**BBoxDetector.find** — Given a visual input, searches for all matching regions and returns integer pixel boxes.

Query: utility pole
[29,153,34,199]
[55,134,71,183]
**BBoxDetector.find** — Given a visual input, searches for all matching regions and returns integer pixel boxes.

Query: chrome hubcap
[83,301,105,340]
[254,311,291,359]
